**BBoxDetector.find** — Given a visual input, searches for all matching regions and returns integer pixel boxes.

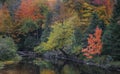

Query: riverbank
[0,55,22,69]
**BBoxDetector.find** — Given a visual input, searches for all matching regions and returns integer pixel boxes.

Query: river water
[0,58,119,74]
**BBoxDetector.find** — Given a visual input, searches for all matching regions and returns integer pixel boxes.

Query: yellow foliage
[35,19,74,51]
[40,69,55,74]
[64,0,112,25]
[82,13,91,17]
[45,22,74,50]
[82,2,112,25]
[94,6,110,24]
[79,2,93,26]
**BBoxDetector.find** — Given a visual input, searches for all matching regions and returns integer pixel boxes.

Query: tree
[0,36,19,61]
[53,1,77,25]
[34,20,74,54]
[95,0,113,24]
[102,23,120,60]
[71,26,82,55]
[64,0,113,25]
[0,4,15,34]
[15,0,44,22]
[88,0,113,24]
[102,0,120,60]
[13,0,46,49]
[20,20,39,34]
[103,0,113,19]
[74,26,82,46]
[81,13,105,48]
[40,12,53,42]
[22,4,49,50]
[78,2,93,26]
[112,0,120,22]
[82,26,102,59]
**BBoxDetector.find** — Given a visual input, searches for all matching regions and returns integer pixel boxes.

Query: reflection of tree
[34,58,68,74]
[53,60,67,74]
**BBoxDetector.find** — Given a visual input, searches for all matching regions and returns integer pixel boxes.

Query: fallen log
[50,55,120,72]
[17,51,41,57]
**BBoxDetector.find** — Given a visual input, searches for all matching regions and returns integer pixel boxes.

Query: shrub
[0,36,18,61]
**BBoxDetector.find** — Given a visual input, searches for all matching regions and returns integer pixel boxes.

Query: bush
[0,36,18,61]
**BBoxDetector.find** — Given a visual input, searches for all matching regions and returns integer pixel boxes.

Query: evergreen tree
[102,0,120,60]
[81,13,105,48]
[74,26,82,46]
[112,0,120,22]
[71,26,82,55]
[102,23,120,60]
[40,12,53,42]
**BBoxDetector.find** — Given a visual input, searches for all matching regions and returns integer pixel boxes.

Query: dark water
[0,58,119,74]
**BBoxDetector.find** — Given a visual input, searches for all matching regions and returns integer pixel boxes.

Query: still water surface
[0,58,119,74]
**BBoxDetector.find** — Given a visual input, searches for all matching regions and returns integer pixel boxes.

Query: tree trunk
[59,48,69,57]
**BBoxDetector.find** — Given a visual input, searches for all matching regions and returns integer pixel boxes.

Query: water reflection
[0,58,119,74]
[40,69,55,74]
[0,63,39,74]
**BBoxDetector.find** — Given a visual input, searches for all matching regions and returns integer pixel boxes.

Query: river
[0,57,119,74]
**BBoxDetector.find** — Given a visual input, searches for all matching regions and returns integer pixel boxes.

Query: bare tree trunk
[59,48,69,57]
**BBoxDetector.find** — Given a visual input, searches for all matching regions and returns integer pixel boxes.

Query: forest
[0,0,120,74]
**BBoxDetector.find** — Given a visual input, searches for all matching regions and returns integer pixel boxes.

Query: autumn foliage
[0,4,14,33]
[93,0,113,24]
[92,0,113,18]
[103,0,113,18]
[15,0,44,21]
[82,26,102,59]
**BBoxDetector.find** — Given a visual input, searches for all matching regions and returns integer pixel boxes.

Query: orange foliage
[0,4,14,33]
[82,26,102,59]
[103,0,113,18]
[15,0,44,21]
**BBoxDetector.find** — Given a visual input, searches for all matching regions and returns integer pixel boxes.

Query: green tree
[20,20,39,34]
[112,0,120,22]
[102,0,120,60]
[102,23,120,60]
[71,26,82,55]
[74,26,82,46]
[0,36,19,61]
[40,12,53,42]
